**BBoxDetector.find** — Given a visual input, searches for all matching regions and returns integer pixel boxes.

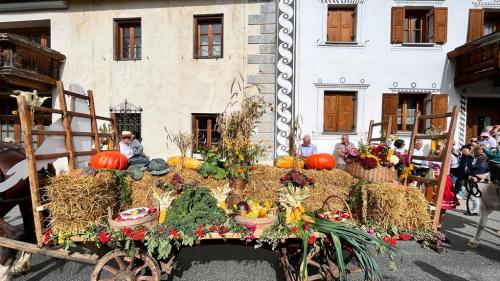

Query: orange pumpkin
[305,153,336,170]
[89,151,128,170]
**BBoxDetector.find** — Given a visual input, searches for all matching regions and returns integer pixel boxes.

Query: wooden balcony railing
[0,33,65,89]
[448,32,500,87]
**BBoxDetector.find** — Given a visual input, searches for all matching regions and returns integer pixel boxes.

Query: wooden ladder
[16,81,119,246]
[404,105,459,230]
[367,116,392,144]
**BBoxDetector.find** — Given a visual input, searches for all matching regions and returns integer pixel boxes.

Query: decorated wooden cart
[0,80,454,281]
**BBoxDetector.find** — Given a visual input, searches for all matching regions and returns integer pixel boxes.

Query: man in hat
[119,131,134,159]
[480,131,497,149]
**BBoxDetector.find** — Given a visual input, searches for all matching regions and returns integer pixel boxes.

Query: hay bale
[362,183,431,231]
[46,170,117,235]
[129,170,227,209]
[245,165,356,211]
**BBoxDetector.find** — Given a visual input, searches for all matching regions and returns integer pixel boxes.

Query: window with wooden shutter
[391,7,405,43]
[192,114,221,151]
[382,94,398,132]
[327,7,356,42]
[431,94,448,132]
[114,18,141,61]
[382,94,426,132]
[392,7,447,44]
[467,9,484,42]
[324,92,356,132]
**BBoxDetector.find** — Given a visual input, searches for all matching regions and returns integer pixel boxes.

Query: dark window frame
[193,14,224,59]
[192,113,221,151]
[113,18,142,61]
[397,94,426,132]
[404,9,430,43]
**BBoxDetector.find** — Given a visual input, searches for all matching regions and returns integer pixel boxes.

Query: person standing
[465,145,489,216]
[334,135,354,170]
[298,134,317,159]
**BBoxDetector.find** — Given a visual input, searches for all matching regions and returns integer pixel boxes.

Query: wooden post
[431,105,459,230]
[112,113,120,151]
[385,116,392,143]
[16,96,44,246]
[87,90,101,153]
[405,111,421,186]
[56,81,76,171]
[367,120,374,144]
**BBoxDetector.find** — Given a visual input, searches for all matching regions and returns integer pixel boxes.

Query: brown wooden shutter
[391,7,405,44]
[327,9,341,42]
[431,94,449,132]
[337,94,354,131]
[433,7,448,44]
[382,94,398,131]
[324,93,338,131]
[467,9,484,42]
[340,9,354,42]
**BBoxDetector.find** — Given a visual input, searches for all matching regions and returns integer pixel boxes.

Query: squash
[89,151,128,170]
[305,153,336,170]
[274,156,305,169]
[166,156,201,170]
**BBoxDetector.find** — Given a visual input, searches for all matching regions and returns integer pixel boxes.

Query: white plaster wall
[0,0,262,158]
[295,0,489,153]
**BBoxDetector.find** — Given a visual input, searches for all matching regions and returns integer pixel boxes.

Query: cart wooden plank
[0,237,98,265]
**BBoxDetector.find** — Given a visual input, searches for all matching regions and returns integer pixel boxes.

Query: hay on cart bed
[46,170,117,235]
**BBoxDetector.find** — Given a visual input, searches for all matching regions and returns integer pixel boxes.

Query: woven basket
[346,162,397,183]
[107,207,159,231]
[235,215,277,233]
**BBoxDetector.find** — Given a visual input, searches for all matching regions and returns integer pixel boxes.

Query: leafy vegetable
[165,188,227,236]
[197,146,227,179]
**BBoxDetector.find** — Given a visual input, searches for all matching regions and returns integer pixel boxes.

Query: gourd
[274,156,305,169]
[167,156,201,170]
[305,153,336,170]
[89,151,128,170]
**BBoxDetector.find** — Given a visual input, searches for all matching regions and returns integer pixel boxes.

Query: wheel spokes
[101,265,119,275]
[127,256,136,271]
[114,256,126,270]
[133,263,148,275]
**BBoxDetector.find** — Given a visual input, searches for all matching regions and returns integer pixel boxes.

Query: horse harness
[466,179,500,215]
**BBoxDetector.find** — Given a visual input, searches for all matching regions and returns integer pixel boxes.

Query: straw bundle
[46,171,117,235]
[362,183,431,230]
[129,169,227,209]
[245,165,356,211]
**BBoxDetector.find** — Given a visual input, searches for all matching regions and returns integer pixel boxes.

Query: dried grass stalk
[46,171,117,235]
[165,129,196,172]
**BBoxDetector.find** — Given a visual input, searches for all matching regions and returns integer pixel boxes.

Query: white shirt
[119,141,133,159]
[412,148,428,168]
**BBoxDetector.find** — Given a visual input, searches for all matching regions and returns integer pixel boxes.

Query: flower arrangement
[344,139,413,179]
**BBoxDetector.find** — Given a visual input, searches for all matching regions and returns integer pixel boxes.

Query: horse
[467,178,500,248]
[0,142,53,281]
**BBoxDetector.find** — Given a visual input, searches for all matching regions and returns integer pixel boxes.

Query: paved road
[6,200,500,281]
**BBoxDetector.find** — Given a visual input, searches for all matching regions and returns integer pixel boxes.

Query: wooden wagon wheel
[91,250,161,281]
